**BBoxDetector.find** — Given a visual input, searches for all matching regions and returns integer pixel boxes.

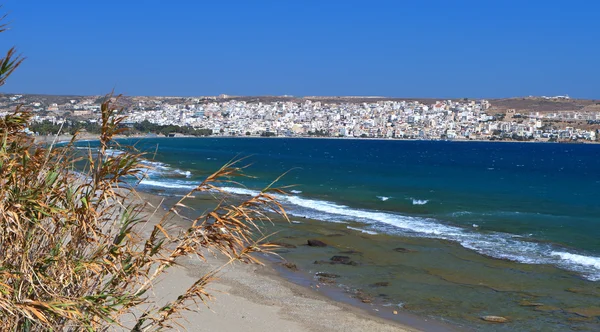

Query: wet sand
[135,192,429,332]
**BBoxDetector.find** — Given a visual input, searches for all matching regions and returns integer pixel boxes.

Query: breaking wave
[115,153,600,282]
[214,186,600,281]
[347,226,378,235]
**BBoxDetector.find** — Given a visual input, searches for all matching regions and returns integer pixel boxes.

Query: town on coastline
[2,94,600,142]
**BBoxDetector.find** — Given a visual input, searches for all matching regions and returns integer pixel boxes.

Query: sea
[76,137,600,331]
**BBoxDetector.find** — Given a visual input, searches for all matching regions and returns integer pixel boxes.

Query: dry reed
[0,13,288,331]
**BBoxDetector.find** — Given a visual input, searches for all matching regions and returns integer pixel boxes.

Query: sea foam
[140,179,197,190]
[134,159,600,282]
[347,226,378,235]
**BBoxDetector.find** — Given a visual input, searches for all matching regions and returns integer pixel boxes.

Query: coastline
[135,191,435,332]
[33,132,600,145]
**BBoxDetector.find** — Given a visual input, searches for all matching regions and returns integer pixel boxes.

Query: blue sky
[0,0,598,98]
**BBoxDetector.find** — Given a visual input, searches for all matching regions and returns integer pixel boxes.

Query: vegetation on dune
[129,120,214,137]
[29,119,215,137]
[0,13,288,331]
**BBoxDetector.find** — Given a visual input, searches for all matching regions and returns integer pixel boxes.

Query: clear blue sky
[0,0,598,98]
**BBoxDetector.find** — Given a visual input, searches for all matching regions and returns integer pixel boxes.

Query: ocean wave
[347,226,378,235]
[105,148,125,157]
[450,211,474,217]
[214,186,600,281]
[177,170,192,178]
[80,147,194,179]
[217,186,258,196]
[377,196,390,201]
[140,179,197,190]
[550,252,600,280]
[550,252,600,269]
[412,199,428,205]
[132,177,600,281]
[290,190,302,194]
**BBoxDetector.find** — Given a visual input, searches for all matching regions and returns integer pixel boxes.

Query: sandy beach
[134,192,425,332]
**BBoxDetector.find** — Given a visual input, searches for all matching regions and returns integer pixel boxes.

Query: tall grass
[0,14,288,331]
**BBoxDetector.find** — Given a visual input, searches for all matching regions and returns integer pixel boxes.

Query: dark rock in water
[330,255,351,264]
[330,255,358,265]
[567,316,595,323]
[314,257,358,266]
[269,241,297,248]
[393,247,416,253]
[307,239,327,247]
[282,262,298,271]
[339,250,362,255]
[519,300,544,307]
[566,306,600,318]
[316,272,340,278]
[427,297,444,303]
[318,277,336,284]
[481,316,508,323]
[565,287,600,297]
[371,281,390,287]
[534,305,560,312]
[355,290,373,303]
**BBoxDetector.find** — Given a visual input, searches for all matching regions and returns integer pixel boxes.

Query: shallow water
[255,216,599,331]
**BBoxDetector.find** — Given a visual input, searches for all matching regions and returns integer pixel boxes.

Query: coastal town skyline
[3,92,599,142]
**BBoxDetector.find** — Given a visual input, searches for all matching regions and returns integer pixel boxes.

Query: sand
[151,256,420,332]
[135,192,421,332]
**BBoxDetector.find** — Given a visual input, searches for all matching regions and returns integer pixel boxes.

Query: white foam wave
[347,226,378,235]
[138,159,192,179]
[451,211,473,217]
[138,182,600,281]
[280,195,459,236]
[177,170,192,178]
[268,192,600,281]
[377,196,390,201]
[551,252,600,269]
[412,199,428,205]
[290,190,302,194]
[218,186,259,196]
[140,179,197,190]
[550,252,600,280]
[105,148,125,157]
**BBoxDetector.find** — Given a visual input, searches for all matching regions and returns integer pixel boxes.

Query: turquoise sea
[79,138,600,331]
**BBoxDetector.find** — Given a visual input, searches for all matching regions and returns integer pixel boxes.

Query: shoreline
[135,191,454,332]
[33,132,600,145]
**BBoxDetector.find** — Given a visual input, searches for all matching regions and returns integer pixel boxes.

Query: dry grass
[0,14,288,332]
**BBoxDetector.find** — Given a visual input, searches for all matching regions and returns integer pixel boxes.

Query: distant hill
[489,97,600,113]
[2,93,599,113]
